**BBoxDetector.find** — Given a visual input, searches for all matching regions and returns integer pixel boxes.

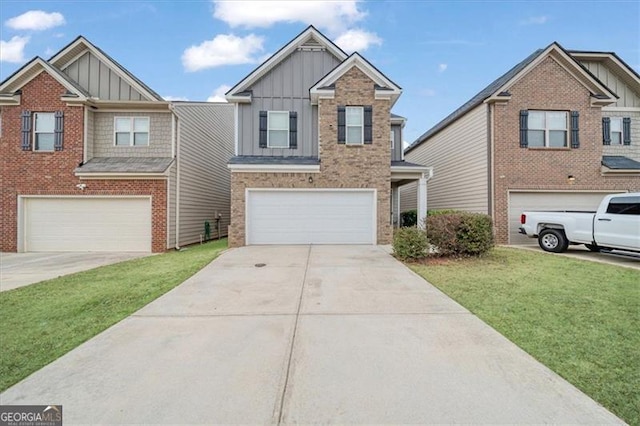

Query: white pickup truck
[519,193,640,253]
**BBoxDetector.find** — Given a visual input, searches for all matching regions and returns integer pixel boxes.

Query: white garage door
[24,197,152,252]
[508,192,619,244]
[246,190,376,245]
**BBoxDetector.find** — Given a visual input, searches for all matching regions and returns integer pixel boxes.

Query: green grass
[409,247,640,425]
[0,239,227,392]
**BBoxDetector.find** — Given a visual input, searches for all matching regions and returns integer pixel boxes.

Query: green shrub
[400,209,417,227]
[427,209,459,216]
[427,212,494,257]
[393,227,428,260]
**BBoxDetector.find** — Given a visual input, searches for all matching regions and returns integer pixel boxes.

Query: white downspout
[83,107,88,163]
[169,104,181,250]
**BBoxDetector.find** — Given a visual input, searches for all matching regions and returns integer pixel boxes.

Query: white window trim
[33,112,55,152]
[113,116,150,147]
[610,117,623,145]
[346,106,364,145]
[390,129,395,150]
[528,110,568,148]
[267,111,290,149]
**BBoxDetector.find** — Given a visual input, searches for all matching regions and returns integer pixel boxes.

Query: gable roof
[309,52,402,106]
[226,25,347,100]
[569,50,640,98]
[49,36,163,101]
[0,56,90,100]
[406,42,618,154]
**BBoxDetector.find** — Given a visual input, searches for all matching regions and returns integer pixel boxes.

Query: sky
[1,0,639,144]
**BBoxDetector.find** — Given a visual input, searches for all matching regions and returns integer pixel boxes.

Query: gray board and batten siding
[62,51,146,101]
[237,47,342,157]
[172,103,235,247]
[579,61,640,108]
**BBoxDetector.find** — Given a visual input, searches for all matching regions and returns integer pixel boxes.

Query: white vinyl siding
[267,111,289,148]
[403,104,489,214]
[22,197,151,252]
[346,107,364,145]
[33,112,55,151]
[246,190,376,245]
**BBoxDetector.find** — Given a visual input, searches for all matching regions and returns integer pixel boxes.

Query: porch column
[417,175,427,229]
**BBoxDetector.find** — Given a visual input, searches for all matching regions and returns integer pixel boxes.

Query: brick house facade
[404,42,640,244]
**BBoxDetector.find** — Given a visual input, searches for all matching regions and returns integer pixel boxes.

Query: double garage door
[508,191,619,244]
[22,197,152,252]
[246,190,376,245]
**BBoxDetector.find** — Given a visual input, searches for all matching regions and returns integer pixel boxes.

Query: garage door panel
[247,190,375,245]
[508,192,613,245]
[25,198,151,252]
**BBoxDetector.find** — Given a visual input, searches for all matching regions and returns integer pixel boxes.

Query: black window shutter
[54,111,64,151]
[363,105,373,144]
[519,110,528,148]
[259,111,267,148]
[622,117,631,145]
[289,111,297,149]
[570,111,579,148]
[602,117,611,145]
[337,106,346,143]
[21,110,32,151]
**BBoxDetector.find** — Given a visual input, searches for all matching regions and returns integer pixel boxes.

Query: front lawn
[0,239,227,392]
[409,247,639,425]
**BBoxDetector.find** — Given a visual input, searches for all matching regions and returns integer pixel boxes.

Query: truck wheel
[585,244,601,252]
[538,229,569,253]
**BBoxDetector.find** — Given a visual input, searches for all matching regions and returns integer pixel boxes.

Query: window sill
[31,150,56,153]
[527,147,572,151]
[345,144,364,147]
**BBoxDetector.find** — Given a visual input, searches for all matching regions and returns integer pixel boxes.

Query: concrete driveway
[1,246,622,424]
[0,252,151,291]
[511,244,640,270]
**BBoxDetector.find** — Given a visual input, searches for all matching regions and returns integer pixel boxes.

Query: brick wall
[0,72,167,252]
[92,112,172,158]
[492,56,639,243]
[229,66,392,246]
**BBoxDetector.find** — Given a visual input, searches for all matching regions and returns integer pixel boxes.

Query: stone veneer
[229,66,392,247]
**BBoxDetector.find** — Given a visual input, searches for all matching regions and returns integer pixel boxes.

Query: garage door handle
[598,218,612,222]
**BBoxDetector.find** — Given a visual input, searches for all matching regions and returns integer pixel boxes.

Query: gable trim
[226,25,347,100]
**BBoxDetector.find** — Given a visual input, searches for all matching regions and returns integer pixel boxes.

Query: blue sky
[1,0,638,143]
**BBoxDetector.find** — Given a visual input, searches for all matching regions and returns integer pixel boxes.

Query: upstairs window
[346,107,364,145]
[603,117,631,146]
[390,130,395,150]
[610,117,623,145]
[34,112,55,151]
[267,111,290,148]
[527,111,567,148]
[115,117,149,146]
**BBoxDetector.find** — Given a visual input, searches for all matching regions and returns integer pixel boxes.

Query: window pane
[268,130,289,147]
[549,130,567,147]
[134,132,149,146]
[115,118,131,132]
[346,107,363,125]
[269,112,288,130]
[134,118,149,132]
[611,132,622,145]
[528,111,545,130]
[347,126,362,144]
[35,113,55,132]
[547,112,567,130]
[527,130,545,147]
[390,130,395,148]
[116,132,131,146]
[610,118,622,132]
[35,133,55,151]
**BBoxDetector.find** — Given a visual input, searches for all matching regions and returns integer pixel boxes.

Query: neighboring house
[402,42,640,244]
[225,26,430,247]
[0,36,233,253]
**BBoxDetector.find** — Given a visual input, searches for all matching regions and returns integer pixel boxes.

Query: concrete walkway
[0,252,151,291]
[1,246,623,424]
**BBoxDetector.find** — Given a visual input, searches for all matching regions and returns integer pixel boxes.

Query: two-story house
[402,42,640,244]
[225,26,430,247]
[0,36,233,253]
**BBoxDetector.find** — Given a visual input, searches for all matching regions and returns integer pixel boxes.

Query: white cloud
[163,96,189,101]
[207,84,231,102]
[438,63,448,73]
[420,88,437,97]
[520,16,548,25]
[334,29,381,53]
[213,0,365,34]
[182,34,264,72]
[0,36,29,63]
[6,10,65,31]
